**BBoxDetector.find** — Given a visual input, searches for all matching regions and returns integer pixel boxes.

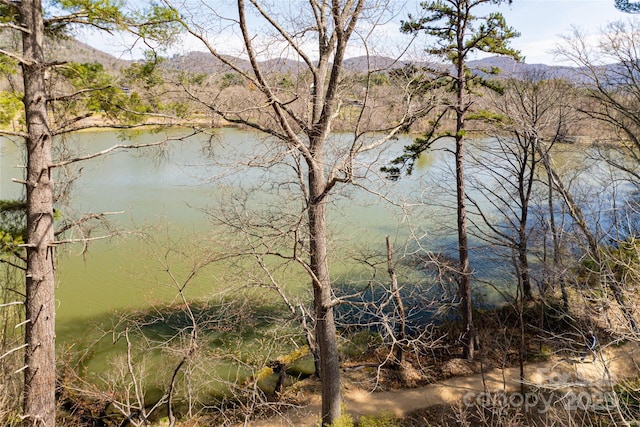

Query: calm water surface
[0,128,611,344]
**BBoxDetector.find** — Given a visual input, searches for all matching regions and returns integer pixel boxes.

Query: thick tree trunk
[20,1,57,425]
[308,166,341,425]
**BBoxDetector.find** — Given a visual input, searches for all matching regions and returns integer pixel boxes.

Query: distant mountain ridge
[50,37,581,80]
[162,50,579,80]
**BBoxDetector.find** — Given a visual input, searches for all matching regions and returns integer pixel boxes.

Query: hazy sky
[497,0,632,64]
[85,0,636,65]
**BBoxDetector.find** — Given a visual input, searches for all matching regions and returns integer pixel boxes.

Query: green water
[41,129,430,324]
[0,128,610,398]
[1,129,602,324]
[2,129,431,393]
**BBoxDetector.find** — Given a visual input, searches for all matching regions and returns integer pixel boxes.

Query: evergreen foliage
[616,0,640,13]
[382,0,520,179]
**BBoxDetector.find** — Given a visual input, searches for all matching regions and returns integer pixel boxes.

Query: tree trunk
[518,234,532,300]
[386,236,405,367]
[519,138,534,301]
[538,142,638,331]
[546,158,569,310]
[455,20,474,359]
[456,133,474,360]
[20,1,57,425]
[308,165,341,425]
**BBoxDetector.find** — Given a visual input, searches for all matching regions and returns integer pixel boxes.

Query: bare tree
[556,22,640,187]
[166,1,433,423]
[554,20,640,338]
[467,74,577,301]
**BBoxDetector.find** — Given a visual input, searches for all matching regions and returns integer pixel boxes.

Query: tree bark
[540,141,569,309]
[518,136,535,300]
[20,0,57,425]
[454,10,474,360]
[308,164,341,425]
[386,236,405,367]
[456,132,474,360]
[518,241,531,300]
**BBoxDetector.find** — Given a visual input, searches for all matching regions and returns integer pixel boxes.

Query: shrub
[357,412,400,427]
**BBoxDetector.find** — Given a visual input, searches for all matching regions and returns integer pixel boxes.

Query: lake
[0,127,620,396]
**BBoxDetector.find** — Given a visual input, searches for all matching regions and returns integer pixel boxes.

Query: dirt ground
[246,341,640,426]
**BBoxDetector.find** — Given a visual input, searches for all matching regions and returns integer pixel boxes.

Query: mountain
[164,52,331,74]
[40,37,584,81]
[163,51,250,74]
[161,53,566,77]
[343,56,408,72]
[466,56,578,80]
[47,37,131,72]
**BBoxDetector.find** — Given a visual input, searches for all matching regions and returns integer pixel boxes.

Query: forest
[2,0,640,426]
